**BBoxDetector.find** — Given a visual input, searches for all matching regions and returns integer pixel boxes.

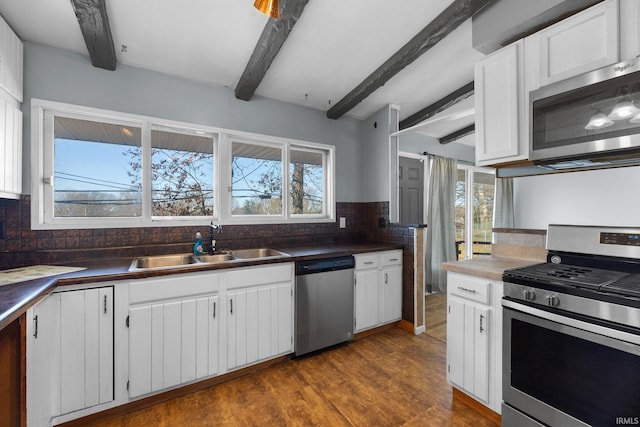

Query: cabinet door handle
[385,272,388,284]
[230,299,233,314]
[103,294,108,314]
[479,314,485,333]
[457,286,477,294]
[213,302,216,319]
[33,315,38,339]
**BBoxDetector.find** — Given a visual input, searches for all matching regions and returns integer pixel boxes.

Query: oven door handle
[502,299,640,346]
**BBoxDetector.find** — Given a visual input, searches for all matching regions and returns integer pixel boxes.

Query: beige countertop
[442,256,543,281]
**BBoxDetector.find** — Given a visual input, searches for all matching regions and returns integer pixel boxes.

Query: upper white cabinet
[475,40,527,166]
[0,14,22,199]
[0,14,22,103]
[532,0,619,89]
[354,250,403,333]
[0,98,22,198]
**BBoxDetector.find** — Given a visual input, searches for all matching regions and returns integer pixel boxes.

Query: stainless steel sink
[232,248,289,259]
[132,254,198,270]
[196,253,235,263]
[130,247,289,271]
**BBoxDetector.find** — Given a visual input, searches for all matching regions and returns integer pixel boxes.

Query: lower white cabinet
[354,250,402,332]
[27,286,114,427]
[127,272,221,398]
[226,264,294,371]
[446,271,502,413]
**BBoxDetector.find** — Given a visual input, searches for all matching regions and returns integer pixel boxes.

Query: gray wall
[22,42,365,202]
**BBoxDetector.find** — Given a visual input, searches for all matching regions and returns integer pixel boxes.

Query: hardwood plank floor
[426,293,447,343]
[85,328,497,427]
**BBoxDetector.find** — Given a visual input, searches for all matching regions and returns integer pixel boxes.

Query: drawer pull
[364,261,374,265]
[457,286,477,294]
[389,258,398,262]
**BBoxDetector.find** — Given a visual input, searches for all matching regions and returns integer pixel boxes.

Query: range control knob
[546,294,559,307]
[523,289,536,301]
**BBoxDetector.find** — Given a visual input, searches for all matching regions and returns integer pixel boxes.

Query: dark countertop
[0,242,402,331]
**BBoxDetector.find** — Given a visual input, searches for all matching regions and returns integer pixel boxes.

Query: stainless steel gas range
[502,225,640,427]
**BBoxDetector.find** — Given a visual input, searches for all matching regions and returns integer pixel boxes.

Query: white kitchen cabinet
[26,286,114,427]
[127,272,221,398]
[226,263,294,371]
[0,96,22,199]
[0,14,23,103]
[354,250,403,332]
[534,0,618,88]
[446,271,502,414]
[475,40,527,166]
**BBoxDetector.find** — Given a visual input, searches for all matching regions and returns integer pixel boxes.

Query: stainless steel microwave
[530,57,640,171]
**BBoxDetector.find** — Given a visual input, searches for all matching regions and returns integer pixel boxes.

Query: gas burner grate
[507,263,628,289]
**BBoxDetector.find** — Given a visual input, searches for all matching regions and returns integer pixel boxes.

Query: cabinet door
[60,288,114,414]
[128,295,216,398]
[447,297,490,403]
[27,294,61,427]
[475,41,525,165]
[538,0,618,86]
[227,283,292,371]
[381,265,402,324]
[354,269,379,332]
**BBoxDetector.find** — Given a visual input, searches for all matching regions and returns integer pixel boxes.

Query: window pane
[151,129,214,217]
[455,169,466,260]
[472,171,495,258]
[54,117,142,217]
[290,148,324,215]
[231,141,282,215]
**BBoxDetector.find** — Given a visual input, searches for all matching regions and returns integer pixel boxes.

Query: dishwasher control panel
[295,256,355,275]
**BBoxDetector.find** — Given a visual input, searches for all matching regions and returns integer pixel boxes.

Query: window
[52,116,142,218]
[31,100,335,229]
[289,147,325,215]
[231,141,283,216]
[455,165,495,259]
[151,128,214,217]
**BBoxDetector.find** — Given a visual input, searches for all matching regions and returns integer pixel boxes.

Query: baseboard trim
[413,325,426,335]
[452,387,501,426]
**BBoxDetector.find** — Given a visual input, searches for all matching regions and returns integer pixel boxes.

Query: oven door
[503,300,640,427]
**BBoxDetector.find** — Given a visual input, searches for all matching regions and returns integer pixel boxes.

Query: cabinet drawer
[380,250,402,267]
[449,273,491,305]
[129,272,220,304]
[355,254,379,270]
[227,263,293,289]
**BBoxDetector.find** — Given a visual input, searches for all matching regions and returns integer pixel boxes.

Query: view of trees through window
[455,168,494,259]
[45,106,332,226]
[148,129,214,217]
[53,117,143,218]
[290,148,324,215]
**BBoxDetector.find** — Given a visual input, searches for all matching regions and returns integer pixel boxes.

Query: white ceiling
[0,0,485,139]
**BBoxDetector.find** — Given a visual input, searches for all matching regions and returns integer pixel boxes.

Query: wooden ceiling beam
[70,0,117,71]
[235,0,310,101]
[439,124,475,144]
[400,81,474,131]
[326,0,497,120]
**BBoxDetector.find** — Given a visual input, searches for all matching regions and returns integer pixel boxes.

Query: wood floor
[426,293,447,343]
[84,328,497,427]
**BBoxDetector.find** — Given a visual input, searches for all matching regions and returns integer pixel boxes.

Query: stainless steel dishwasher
[294,255,355,356]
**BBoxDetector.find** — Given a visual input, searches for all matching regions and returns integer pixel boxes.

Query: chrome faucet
[209,222,222,254]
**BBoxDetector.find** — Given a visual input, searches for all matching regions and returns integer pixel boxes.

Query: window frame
[31,99,336,229]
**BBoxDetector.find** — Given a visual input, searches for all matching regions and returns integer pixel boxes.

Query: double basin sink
[130,248,290,271]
